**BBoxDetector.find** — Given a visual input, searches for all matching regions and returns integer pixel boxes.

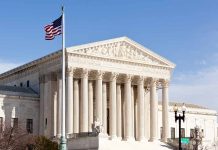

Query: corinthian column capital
[125,74,132,82]
[150,78,159,87]
[137,76,144,85]
[110,72,118,81]
[162,79,169,88]
[96,70,104,80]
[66,67,74,77]
[81,68,89,78]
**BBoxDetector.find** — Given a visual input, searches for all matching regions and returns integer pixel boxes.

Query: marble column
[144,88,150,140]
[150,78,158,141]
[81,69,89,132]
[39,75,45,135]
[131,86,135,139]
[66,68,74,135]
[95,71,103,123]
[88,81,94,132]
[124,74,133,140]
[73,80,79,133]
[53,91,57,137]
[57,72,62,137]
[116,84,122,139]
[43,75,48,136]
[102,83,107,134]
[137,76,145,141]
[162,80,169,142]
[47,73,57,137]
[109,73,117,139]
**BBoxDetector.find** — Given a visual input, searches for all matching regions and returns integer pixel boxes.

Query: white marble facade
[0,37,216,146]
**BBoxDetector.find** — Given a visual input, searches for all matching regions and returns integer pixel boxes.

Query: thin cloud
[170,65,218,111]
[0,61,22,74]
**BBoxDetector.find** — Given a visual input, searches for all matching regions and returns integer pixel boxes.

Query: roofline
[67,36,176,68]
[0,50,62,79]
[0,36,176,79]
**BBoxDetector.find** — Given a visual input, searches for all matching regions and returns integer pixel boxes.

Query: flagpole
[60,5,67,150]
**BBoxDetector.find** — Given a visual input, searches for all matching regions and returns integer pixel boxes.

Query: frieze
[68,54,171,79]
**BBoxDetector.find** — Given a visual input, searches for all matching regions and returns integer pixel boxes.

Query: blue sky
[1,0,218,110]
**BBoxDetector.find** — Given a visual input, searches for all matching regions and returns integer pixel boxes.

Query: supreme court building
[0,37,177,148]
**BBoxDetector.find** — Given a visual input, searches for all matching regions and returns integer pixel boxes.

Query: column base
[125,136,135,142]
[109,135,118,140]
[66,133,74,139]
[137,137,148,142]
[99,132,108,138]
[56,134,61,138]
[161,137,168,143]
[117,136,122,141]
[148,138,158,143]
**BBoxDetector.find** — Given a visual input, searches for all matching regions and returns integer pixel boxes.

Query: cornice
[0,94,39,101]
[68,52,171,71]
[0,51,61,83]
[0,37,175,83]
[123,37,176,68]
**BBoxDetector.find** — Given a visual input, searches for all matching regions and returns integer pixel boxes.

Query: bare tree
[0,123,34,150]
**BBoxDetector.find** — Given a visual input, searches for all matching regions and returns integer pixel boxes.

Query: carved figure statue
[92,117,104,134]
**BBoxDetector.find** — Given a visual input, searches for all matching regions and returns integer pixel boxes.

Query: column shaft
[43,77,48,136]
[138,77,145,141]
[88,81,94,132]
[102,83,107,134]
[95,71,103,123]
[150,78,158,141]
[109,73,117,139]
[131,86,135,138]
[144,88,150,140]
[47,73,57,137]
[73,80,79,133]
[124,75,132,140]
[53,91,57,137]
[66,69,74,135]
[39,75,45,135]
[116,84,122,139]
[57,73,62,137]
[162,80,169,142]
[81,69,88,132]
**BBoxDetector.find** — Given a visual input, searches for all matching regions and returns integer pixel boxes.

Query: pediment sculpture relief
[73,42,167,66]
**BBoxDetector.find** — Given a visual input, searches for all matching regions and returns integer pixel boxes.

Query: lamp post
[173,103,186,150]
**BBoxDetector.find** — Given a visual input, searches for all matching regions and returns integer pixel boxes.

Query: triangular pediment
[67,37,175,68]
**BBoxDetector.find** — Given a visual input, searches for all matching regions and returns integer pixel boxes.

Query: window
[0,117,3,133]
[181,128,185,137]
[27,80,30,87]
[45,118,47,129]
[26,119,33,133]
[11,118,18,129]
[171,127,175,139]
[20,82,23,87]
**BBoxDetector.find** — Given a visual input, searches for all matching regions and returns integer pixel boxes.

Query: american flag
[44,16,62,40]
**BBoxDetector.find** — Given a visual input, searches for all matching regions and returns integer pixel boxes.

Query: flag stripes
[44,16,62,40]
